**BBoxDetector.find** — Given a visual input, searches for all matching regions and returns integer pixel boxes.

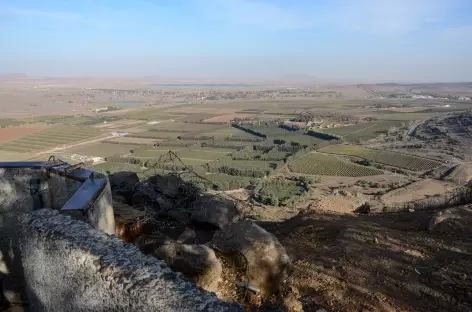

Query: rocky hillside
[109,171,472,312]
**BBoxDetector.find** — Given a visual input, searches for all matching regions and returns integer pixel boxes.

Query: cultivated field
[104,137,157,145]
[0,126,103,153]
[1,78,471,312]
[319,144,442,171]
[64,143,137,157]
[317,121,404,142]
[0,124,48,143]
[288,152,384,176]
[202,113,253,123]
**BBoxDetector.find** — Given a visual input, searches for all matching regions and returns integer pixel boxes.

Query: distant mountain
[0,73,29,79]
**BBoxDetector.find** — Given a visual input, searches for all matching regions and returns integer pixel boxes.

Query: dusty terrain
[262,207,472,312]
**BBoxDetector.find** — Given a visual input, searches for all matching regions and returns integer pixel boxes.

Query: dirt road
[31,133,119,159]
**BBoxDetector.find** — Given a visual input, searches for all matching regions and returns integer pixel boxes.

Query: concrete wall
[0,166,115,305]
[85,176,115,235]
[0,167,50,304]
[19,209,243,312]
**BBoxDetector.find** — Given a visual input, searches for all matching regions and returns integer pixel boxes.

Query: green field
[185,173,257,191]
[201,127,258,138]
[125,109,185,121]
[132,147,233,165]
[375,113,436,121]
[149,122,228,133]
[0,119,22,128]
[177,113,220,122]
[65,143,137,157]
[253,179,307,206]
[128,131,185,139]
[316,123,375,137]
[0,126,101,153]
[246,125,329,145]
[178,148,233,160]
[318,145,442,171]
[132,148,177,158]
[318,121,404,142]
[288,152,383,176]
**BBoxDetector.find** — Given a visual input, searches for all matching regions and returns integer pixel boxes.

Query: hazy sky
[1,0,471,82]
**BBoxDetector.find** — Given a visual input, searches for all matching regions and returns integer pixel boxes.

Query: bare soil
[259,207,472,312]
[381,179,456,207]
[0,124,48,143]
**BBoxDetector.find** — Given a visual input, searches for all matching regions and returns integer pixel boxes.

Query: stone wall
[19,209,243,312]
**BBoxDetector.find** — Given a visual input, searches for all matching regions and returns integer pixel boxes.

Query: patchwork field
[319,145,442,171]
[288,152,384,176]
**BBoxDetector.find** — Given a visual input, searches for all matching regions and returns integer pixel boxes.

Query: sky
[0,0,471,82]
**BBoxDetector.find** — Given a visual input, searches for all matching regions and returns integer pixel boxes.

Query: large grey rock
[213,220,292,296]
[147,174,183,198]
[153,242,223,292]
[191,195,240,229]
[132,184,174,212]
[177,227,197,244]
[109,171,139,192]
[109,171,139,205]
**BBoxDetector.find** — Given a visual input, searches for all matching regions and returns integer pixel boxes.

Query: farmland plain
[1,77,471,312]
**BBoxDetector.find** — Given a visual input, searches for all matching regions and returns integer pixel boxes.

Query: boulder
[109,172,139,202]
[146,174,185,199]
[153,242,222,292]
[109,171,139,191]
[190,195,240,229]
[177,227,197,244]
[428,208,466,233]
[131,184,174,212]
[212,220,292,296]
